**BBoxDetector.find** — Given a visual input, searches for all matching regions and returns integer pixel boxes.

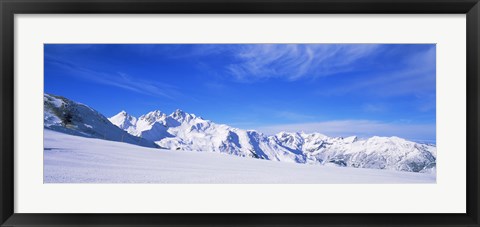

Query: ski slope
[44,130,436,183]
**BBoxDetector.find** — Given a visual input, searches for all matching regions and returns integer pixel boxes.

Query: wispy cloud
[256,120,435,141]
[225,44,379,82]
[316,46,436,98]
[102,44,381,83]
[45,55,180,99]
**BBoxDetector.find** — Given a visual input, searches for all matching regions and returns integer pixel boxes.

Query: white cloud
[316,45,436,98]
[226,44,380,81]
[256,120,435,142]
[123,44,381,82]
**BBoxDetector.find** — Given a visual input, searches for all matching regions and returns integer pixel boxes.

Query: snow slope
[44,129,435,183]
[44,94,158,148]
[110,110,436,172]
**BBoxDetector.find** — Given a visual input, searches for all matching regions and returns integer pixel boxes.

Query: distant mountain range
[44,93,436,173]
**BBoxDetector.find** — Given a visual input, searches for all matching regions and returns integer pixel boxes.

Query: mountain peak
[108,110,137,132]
[140,110,166,123]
[143,110,165,117]
[170,109,192,121]
[277,131,301,138]
[149,109,163,114]
[111,110,132,119]
[174,109,184,114]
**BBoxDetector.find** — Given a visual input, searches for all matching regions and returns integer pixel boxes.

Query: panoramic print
[44,44,436,183]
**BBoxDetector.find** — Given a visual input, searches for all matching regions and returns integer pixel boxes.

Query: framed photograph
[1,0,479,226]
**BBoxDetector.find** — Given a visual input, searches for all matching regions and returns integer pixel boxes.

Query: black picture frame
[1,0,479,226]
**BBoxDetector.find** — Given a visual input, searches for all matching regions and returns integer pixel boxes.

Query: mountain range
[44,93,436,173]
[108,105,437,173]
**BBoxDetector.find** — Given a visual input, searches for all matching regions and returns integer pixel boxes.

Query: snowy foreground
[44,130,435,184]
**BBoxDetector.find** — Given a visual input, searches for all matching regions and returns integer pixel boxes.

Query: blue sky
[44,44,436,142]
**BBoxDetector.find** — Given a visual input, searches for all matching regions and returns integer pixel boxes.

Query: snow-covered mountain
[44,94,159,148]
[109,109,437,173]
